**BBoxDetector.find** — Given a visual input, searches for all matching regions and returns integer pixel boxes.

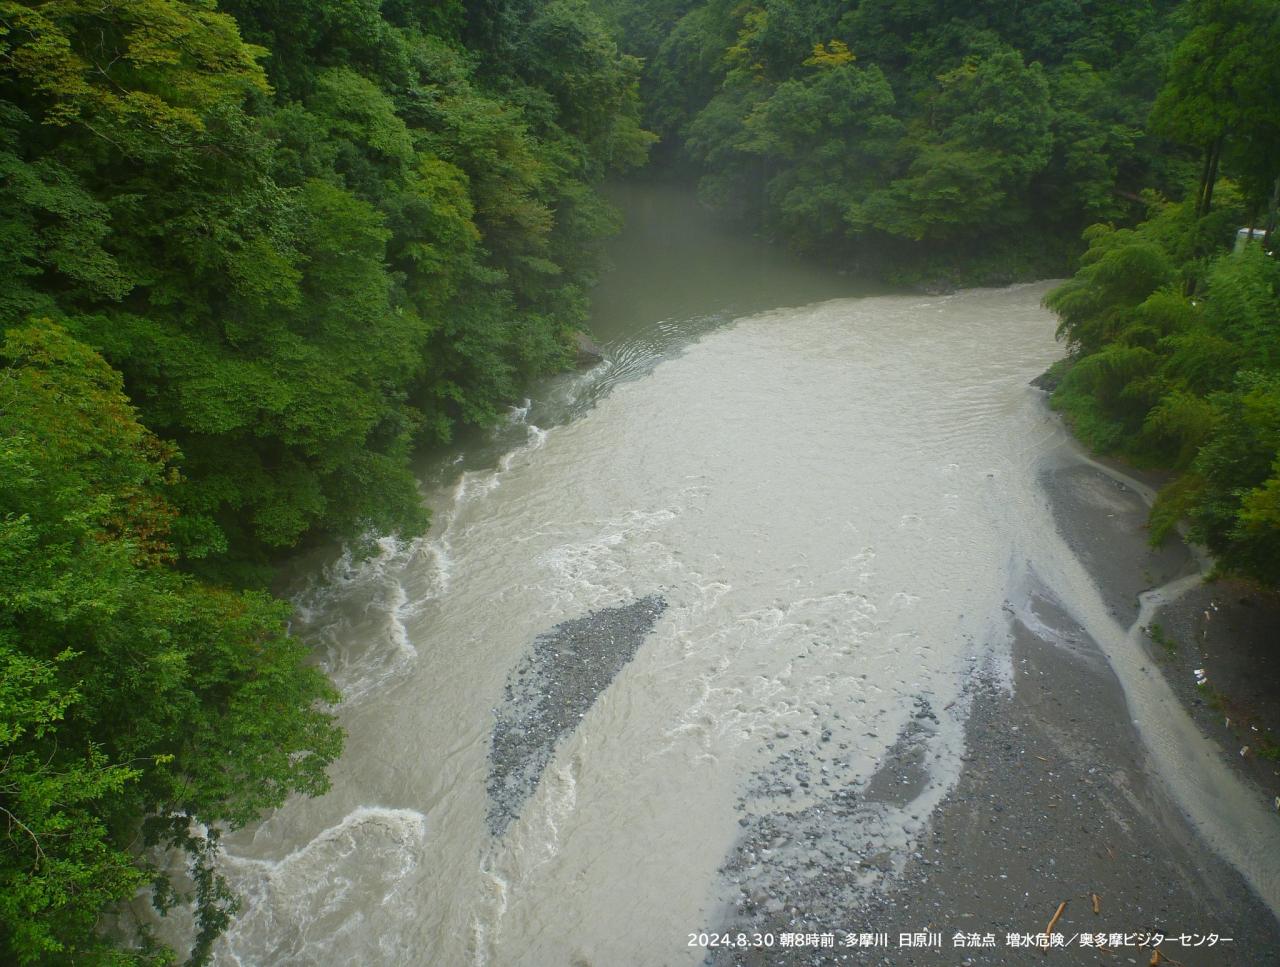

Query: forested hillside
[3,0,651,582]
[596,0,1195,284]
[1044,0,1280,587]
[2,0,1279,962]
[597,0,1279,586]
[0,1,649,963]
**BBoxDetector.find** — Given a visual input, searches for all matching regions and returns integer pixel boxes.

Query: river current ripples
[174,186,1279,966]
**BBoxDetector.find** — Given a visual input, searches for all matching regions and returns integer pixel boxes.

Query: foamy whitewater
[198,283,1057,964]
[172,188,1279,966]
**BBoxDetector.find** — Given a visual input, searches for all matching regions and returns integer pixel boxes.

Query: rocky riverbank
[705,441,1280,966]
[1042,453,1280,809]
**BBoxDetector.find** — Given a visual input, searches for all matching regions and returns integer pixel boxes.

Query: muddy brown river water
[193,184,1279,966]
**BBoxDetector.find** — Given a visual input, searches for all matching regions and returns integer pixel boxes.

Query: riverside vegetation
[0,0,1277,964]
[597,0,1280,584]
[0,1,651,962]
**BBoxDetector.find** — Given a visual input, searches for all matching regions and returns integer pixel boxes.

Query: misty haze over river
[187,184,1279,966]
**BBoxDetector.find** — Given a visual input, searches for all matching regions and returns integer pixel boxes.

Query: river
[202,183,1279,966]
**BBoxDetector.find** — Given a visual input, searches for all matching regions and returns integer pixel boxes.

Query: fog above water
[195,184,1272,967]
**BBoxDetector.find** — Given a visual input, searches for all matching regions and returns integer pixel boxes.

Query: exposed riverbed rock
[1029,366,1063,392]
[573,330,605,367]
[1039,462,1194,624]
[487,594,667,835]
[707,588,1280,966]
[1146,580,1280,805]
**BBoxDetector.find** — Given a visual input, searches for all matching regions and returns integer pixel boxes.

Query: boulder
[573,330,604,367]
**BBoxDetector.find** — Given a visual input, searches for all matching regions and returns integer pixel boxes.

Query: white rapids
[182,187,1278,966]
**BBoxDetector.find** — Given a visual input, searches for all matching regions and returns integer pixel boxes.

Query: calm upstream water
[194,184,1273,966]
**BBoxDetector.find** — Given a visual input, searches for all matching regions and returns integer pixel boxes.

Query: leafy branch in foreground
[0,321,343,964]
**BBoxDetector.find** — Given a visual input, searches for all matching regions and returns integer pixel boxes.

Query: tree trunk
[1264,173,1280,250]
[1201,134,1223,217]
[1187,135,1227,294]
[1195,144,1215,218]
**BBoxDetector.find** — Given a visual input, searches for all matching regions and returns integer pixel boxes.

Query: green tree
[1150,0,1280,222]
[1,320,343,964]
[854,48,1052,241]
[603,0,1184,282]
[741,58,900,249]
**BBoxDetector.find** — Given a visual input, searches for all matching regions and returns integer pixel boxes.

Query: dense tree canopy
[1039,0,1280,588]
[598,0,1190,283]
[2,0,1278,961]
[1,0,650,961]
[1046,198,1280,584]
[0,320,343,964]
[1,0,652,581]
